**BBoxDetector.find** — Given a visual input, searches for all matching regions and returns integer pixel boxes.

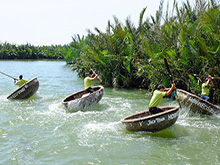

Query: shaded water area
[0,60,220,164]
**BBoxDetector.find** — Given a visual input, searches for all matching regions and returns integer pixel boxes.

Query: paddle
[0,71,18,80]
[185,72,220,80]
[91,69,102,83]
[164,58,181,108]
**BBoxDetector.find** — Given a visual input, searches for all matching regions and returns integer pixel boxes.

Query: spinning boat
[7,77,39,99]
[176,89,220,115]
[62,86,104,111]
[121,106,179,132]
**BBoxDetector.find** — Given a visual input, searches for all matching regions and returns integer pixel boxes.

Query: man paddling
[84,71,98,93]
[200,75,214,101]
[148,84,176,114]
[14,75,27,87]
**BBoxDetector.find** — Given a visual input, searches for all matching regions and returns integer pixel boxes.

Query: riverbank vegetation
[0,0,219,102]
[67,0,220,102]
[0,43,64,59]
[67,0,220,100]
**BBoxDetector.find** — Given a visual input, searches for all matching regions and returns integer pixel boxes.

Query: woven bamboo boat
[121,106,179,132]
[7,77,39,99]
[176,89,220,115]
[62,86,104,111]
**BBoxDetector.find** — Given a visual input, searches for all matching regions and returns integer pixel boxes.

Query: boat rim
[8,77,38,93]
[121,106,179,123]
[177,88,220,108]
[7,77,39,99]
[62,85,104,104]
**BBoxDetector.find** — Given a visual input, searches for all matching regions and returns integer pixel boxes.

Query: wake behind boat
[121,106,179,132]
[62,86,104,111]
[7,77,39,99]
[176,89,220,115]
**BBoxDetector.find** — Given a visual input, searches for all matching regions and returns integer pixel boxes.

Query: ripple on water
[1,61,220,164]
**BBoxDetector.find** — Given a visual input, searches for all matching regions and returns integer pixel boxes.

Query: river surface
[0,60,220,164]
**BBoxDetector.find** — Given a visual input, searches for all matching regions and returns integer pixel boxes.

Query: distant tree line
[0,42,65,59]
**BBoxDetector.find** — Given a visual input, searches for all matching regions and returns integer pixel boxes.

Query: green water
[0,60,220,164]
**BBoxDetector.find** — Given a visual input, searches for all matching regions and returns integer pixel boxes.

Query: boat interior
[64,86,101,102]
[126,107,174,120]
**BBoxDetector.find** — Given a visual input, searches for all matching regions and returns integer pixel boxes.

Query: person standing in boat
[84,71,98,93]
[14,75,28,87]
[148,84,176,114]
[200,75,214,101]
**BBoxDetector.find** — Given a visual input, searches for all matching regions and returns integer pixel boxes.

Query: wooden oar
[97,76,102,83]
[0,71,18,80]
[164,58,181,108]
[91,69,102,83]
[185,72,220,80]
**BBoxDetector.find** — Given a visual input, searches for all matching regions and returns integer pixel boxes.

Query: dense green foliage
[0,0,219,102]
[0,42,64,59]
[65,0,220,102]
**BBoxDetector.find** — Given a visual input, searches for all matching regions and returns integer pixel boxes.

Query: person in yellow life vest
[84,71,98,93]
[148,84,176,114]
[14,75,28,87]
[200,75,214,101]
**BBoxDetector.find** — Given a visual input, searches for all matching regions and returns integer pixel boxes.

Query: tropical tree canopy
[66,0,220,102]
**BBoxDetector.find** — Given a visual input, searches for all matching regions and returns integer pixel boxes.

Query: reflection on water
[0,60,220,164]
